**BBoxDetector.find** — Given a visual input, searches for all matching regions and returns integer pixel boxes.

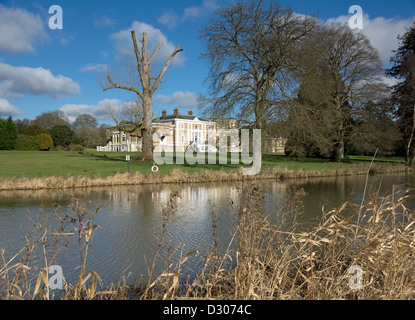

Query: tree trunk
[334,121,345,162]
[141,94,153,160]
[406,104,415,165]
[338,137,345,161]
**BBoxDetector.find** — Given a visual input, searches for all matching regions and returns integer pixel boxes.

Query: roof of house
[152,114,213,122]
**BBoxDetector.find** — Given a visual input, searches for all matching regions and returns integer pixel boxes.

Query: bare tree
[199,0,319,130]
[288,23,385,161]
[387,23,415,164]
[72,114,98,148]
[32,110,70,130]
[101,31,183,161]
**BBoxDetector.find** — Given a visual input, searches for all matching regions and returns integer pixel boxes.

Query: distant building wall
[97,109,286,154]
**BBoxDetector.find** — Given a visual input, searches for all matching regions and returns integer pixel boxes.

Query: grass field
[0,150,406,179]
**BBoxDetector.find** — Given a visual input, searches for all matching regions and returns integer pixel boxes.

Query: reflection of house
[97,108,286,153]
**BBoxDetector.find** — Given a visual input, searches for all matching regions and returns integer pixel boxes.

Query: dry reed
[0,163,412,191]
[1,182,415,300]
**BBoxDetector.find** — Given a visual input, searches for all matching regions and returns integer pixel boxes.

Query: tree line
[0,110,107,151]
[2,0,414,163]
[199,0,415,162]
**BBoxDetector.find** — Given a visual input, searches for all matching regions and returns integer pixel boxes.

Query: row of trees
[0,110,107,151]
[198,0,414,162]
[2,0,413,163]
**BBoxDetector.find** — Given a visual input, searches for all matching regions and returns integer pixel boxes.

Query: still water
[1,173,414,287]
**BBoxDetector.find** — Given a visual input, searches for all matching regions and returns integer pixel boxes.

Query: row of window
[179,124,213,130]
[113,134,126,143]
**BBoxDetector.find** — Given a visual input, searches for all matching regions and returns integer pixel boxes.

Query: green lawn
[0,150,406,179]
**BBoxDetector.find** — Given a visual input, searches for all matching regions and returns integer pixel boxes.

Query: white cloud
[183,0,219,21]
[0,98,20,117]
[326,13,415,65]
[0,5,46,54]
[80,63,108,72]
[158,10,179,29]
[380,75,400,88]
[59,98,123,123]
[155,91,200,108]
[0,61,81,99]
[111,21,185,68]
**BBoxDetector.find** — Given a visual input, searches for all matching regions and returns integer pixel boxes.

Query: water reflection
[0,173,414,286]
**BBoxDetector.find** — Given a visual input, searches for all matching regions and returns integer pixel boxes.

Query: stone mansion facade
[97,108,285,153]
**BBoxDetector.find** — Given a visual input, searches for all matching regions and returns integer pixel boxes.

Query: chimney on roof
[174,108,179,115]
[162,110,167,117]
[188,109,194,116]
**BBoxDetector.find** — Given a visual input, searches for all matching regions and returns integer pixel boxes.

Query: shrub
[14,134,40,151]
[36,133,53,151]
[68,143,85,152]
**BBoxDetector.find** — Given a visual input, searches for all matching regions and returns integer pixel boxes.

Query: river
[1,173,414,288]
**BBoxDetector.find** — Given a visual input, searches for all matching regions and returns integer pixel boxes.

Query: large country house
[97,108,285,153]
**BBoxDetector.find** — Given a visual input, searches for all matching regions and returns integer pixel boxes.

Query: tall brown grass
[0,201,118,300]
[1,182,414,300]
[0,163,412,191]
[189,184,415,299]
[132,182,415,300]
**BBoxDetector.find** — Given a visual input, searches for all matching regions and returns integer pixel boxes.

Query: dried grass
[141,183,415,300]
[1,181,415,300]
[0,163,412,191]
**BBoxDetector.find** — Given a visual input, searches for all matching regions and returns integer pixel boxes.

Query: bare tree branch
[103,75,144,100]
[151,45,183,94]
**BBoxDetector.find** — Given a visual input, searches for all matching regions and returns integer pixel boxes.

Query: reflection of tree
[0,188,100,206]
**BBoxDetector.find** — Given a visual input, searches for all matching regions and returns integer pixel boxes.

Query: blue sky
[0,0,414,124]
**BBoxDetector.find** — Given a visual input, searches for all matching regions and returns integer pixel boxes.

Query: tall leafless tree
[287,23,385,161]
[199,0,319,131]
[387,23,415,164]
[101,31,183,161]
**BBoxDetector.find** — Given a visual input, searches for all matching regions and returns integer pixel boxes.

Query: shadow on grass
[68,152,131,163]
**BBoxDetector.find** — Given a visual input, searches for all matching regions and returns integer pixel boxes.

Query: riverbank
[0,161,413,191]
[0,150,413,191]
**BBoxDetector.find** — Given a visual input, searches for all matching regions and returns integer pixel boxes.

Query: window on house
[195,125,198,130]
[181,135,184,143]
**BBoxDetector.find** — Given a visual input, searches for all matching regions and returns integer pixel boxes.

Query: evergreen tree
[48,125,76,148]
[0,116,18,150]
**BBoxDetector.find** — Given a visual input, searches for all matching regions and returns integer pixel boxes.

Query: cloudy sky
[0,0,414,123]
